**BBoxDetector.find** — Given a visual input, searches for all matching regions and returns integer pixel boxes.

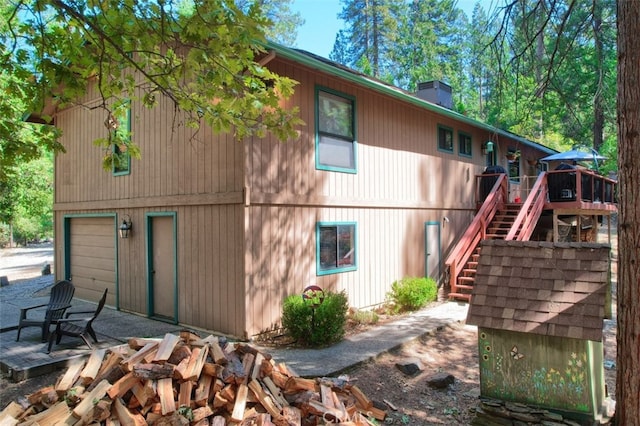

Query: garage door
[68,216,116,306]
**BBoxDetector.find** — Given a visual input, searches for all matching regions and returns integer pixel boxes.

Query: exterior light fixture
[119,214,132,239]
[482,141,494,155]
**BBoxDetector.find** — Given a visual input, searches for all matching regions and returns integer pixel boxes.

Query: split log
[122,343,159,372]
[193,374,213,407]
[107,372,140,399]
[157,378,176,415]
[56,360,86,393]
[230,383,248,423]
[177,381,193,408]
[132,363,175,380]
[19,401,72,426]
[153,334,181,363]
[80,349,107,385]
[348,385,373,410]
[167,344,191,366]
[247,380,283,421]
[72,380,111,419]
[113,397,147,426]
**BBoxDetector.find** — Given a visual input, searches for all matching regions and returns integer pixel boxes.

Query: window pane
[319,226,338,270]
[438,126,453,151]
[459,133,472,156]
[508,159,520,182]
[337,225,355,267]
[318,223,356,272]
[318,91,353,139]
[318,135,355,169]
[113,144,130,174]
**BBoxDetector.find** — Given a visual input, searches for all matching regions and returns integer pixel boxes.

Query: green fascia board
[265,41,557,156]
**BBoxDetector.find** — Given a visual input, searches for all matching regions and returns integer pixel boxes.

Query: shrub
[348,308,379,326]
[281,290,349,347]
[387,277,438,313]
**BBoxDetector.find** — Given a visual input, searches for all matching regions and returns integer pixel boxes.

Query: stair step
[458,276,475,284]
[455,284,474,290]
[462,268,476,275]
[449,292,472,302]
[467,261,478,267]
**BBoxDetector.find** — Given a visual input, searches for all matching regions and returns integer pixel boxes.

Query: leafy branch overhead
[2,0,303,169]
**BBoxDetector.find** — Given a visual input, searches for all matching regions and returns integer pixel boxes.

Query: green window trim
[316,222,357,275]
[458,131,472,157]
[315,86,357,174]
[112,101,132,176]
[437,124,454,153]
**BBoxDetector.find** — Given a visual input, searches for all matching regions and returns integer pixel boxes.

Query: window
[112,102,131,176]
[316,88,356,173]
[458,132,472,157]
[437,125,454,153]
[507,149,520,183]
[317,222,356,275]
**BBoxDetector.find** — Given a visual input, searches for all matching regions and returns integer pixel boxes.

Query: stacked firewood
[0,330,386,425]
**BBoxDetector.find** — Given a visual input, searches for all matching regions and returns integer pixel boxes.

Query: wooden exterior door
[424,221,441,280]
[146,213,177,323]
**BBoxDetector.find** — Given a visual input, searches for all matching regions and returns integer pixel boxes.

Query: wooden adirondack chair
[16,280,75,342]
[46,288,108,353]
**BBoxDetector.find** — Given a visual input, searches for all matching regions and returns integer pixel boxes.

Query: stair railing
[445,173,508,296]
[506,172,548,241]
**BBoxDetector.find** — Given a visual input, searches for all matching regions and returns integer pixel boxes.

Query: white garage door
[69,216,116,305]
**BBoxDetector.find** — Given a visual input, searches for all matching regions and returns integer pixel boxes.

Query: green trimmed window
[459,132,472,157]
[316,88,356,173]
[112,102,131,176]
[317,222,357,275]
[437,125,454,153]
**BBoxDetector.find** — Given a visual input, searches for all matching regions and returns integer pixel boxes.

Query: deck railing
[445,173,507,295]
[506,172,548,241]
[546,168,617,204]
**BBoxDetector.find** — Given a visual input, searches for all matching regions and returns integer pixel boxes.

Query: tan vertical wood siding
[53,55,541,338]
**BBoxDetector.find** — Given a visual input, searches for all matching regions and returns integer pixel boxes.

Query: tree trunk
[616,1,640,423]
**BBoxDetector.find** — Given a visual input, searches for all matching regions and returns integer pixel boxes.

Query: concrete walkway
[0,275,469,381]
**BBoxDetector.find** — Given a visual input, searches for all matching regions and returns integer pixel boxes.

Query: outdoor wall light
[482,141,494,155]
[119,214,132,239]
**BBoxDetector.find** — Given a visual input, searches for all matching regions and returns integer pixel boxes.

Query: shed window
[438,125,454,153]
[316,88,356,173]
[459,132,472,157]
[317,222,357,275]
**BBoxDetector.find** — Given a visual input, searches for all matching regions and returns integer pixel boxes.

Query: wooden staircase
[449,204,520,301]
[446,172,549,302]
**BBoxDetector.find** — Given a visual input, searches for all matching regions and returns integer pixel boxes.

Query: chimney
[416,80,453,109]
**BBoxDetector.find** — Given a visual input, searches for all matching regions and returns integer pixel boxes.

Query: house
[466,239,612,424]
[50,42,557,338]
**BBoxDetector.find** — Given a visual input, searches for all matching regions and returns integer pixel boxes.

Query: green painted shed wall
[478,327,605,420]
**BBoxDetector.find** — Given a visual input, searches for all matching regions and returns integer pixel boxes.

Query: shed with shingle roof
[466,240,612,424]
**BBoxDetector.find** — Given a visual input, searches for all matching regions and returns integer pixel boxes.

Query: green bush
[387,277,437,313]
[281,290,349,347]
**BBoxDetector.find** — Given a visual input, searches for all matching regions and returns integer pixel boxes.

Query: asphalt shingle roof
[466,240,610,342]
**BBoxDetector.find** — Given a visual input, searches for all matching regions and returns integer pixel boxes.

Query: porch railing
[445,173,507,295]
[506,172,548,241]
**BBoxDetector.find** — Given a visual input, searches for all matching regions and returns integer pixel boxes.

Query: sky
[290,0,485,58]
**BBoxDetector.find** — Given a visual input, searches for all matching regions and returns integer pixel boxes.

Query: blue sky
[290,0,485,58]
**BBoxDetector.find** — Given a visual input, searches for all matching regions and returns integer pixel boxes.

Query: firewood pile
[0,330,386,425]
